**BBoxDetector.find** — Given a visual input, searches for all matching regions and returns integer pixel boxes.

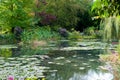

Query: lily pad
[89,59,95,62]
[79,67,85,70]
[48,62,54,64]
[54,57,65,60]
[82,63,89,65]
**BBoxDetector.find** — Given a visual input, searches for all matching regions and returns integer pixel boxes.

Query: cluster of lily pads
[0,55,50,80]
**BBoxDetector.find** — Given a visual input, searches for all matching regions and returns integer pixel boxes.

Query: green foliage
[0,33,16,44]
[0,0,35,32]
[39,0,78,28]
[68,29,82,40]
[37,0,92,29]
[92,0,120,41]
[21,26,60,43]
[101,16,120,41]
[84,27,95,36]
[0,49,12,58]
[84,26,103,39]
[92,0,120,17]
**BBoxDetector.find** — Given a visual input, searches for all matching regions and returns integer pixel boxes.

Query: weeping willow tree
[92,0,120,41]
[101,16,120,41]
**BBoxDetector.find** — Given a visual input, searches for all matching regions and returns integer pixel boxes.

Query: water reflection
[43,50,114,80]
[0,49,12,58]
[69,69,113,80]
[0,41,115,80]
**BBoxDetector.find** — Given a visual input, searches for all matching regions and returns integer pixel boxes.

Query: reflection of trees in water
[69,69,113,80]
[0,46,22,57]
[46,62,101,80]
[0,49,12,58]
[45,50,105,80]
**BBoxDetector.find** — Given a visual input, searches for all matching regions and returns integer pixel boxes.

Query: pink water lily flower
[8,75,14,80]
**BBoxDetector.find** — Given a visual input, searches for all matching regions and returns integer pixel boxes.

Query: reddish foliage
[38,12,56,25]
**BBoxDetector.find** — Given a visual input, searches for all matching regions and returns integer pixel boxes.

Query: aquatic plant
[8,76,14,80]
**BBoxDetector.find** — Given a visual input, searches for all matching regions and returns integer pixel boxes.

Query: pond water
[0,40,114,80]
[43,50,113,80]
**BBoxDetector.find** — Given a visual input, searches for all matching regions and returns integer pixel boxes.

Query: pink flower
[8,76,14,80]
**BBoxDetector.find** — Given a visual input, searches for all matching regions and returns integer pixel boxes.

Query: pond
[0,40,114,80]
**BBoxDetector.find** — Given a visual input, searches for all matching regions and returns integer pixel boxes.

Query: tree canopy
[36,0,93,29]
[0,0,35,33]
[92,0,120,17]
[92,0,120,41]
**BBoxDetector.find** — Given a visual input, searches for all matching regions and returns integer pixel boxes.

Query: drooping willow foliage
[101,16,120,41]
[92,0,120,41]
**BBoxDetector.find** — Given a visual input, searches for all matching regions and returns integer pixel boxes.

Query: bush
[21,26,60,43]
[84,27,95,36]
[84,26,103,39]
[68,29,82,40]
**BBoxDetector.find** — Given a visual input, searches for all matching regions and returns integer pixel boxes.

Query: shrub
[68,29,82,40]
[84,26,103,39]
[84,27,95,36]
[21,26,60,43]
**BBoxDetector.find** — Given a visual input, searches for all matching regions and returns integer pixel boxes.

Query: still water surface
[0,41,114,80]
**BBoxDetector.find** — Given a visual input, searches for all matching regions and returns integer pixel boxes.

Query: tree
[36,0,90,29]
[0,0,35,33]
[102,16,120,41]
[76,0,94,31]
[92,0,120,17]
[92,0,120,41]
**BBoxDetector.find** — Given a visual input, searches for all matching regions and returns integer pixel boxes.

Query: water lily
[8,75,14,80]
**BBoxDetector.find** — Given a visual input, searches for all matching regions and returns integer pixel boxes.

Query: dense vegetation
[0,0,120,79]
[92,0,120,79]
[92,0,120,41]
